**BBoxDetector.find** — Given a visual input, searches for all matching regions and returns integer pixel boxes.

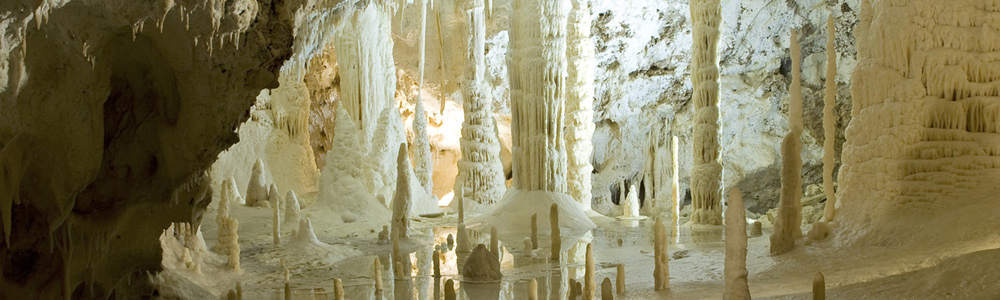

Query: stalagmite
[291,218,326,247]
[447,234,455,249]
[688,0,724,225]
[272,187,281,245]
[246,159,269,207]
[523,238,533,256]
[223,176,244,206]
[584,243,596,300]
[412,100,435,196]
[226,218,241,272]
[392,143,413,239]
[333,1,397,149]
[750,221,762,238]
[670,136,680,230]
[771,29,804,256]
[457,223,471,253]
[433,250,441,277]
[653,218,670,290]
[813,272,825,300]
[621,185,641,219]
[462,244,502,282]
[724,188,750,300]
[529,278,538,300]
[378,225,389,244]
[367,107,406,202]
[601,278,613,300]
[213,193,231,254]
[334,278,345,300]
[822,15,838,223]
[284,273,291,300]
[565,0,596,210]
[444,279,456,300]
[236,282,243,300]
[531,213,538,249]
[550,204,561,261]
[454,0,507,214]
[616,264,625,294]
[284,190,300,225]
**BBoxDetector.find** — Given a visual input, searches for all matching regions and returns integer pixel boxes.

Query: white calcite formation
[223,177,244,206]
[290,218,327,248]
[284,190,301,225]
[319,102,389,222]
[621,185,641,219]
[822,15,838,223]
[366,107,407,202]
[838,0,1000,246]
[333,0,397,150]
[564,0,596,210]
[688,0,724,225]
[412,99,435,197]
[246,159,270,207]
[724,188,750,300]
[770,29,804,256]
[392,143,413,239]
[453,0,507,215]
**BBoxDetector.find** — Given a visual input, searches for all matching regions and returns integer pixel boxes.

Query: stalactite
[688,0,724,225]
[822,15,838,223]
[565,0,596,210]
[454,0,507,214]
[333,1,397,150]
[435,6,447,115]
[771,29,804,256]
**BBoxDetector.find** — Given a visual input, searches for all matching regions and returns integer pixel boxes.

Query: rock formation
[621,185,641,219]
[822,15,838,223]
[565,0,596,210]
[585,243,596,300]
[333,0,396,150]
[284,190,301,225]
[392,143,413,239]
[688,0,724,225]
[653,218,670,290]
[770,29,804,256]
[454,0,507,215]
[462,244,502,282]
[412,99,435,197]
[725,188,750,300]
[246,159,270,207]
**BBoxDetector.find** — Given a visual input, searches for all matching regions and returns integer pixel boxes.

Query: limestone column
[688,0,724,225]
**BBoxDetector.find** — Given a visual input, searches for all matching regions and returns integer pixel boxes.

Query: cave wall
[0,0,295,297]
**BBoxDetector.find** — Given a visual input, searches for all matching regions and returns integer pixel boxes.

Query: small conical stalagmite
[334,278,345,300]
[392,143,412,239]
[585,243,596,300]
[616,264,625,294]
[284,190,301,225]
[813,272,825,300]
[621,185,640,218]
[550,204,561,261]
[246,159,269,207]
[601,277,614,300]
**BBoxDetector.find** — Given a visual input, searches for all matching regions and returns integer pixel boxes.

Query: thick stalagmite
[724,188,750,300]
[412,100,435,197]
[246,159,270,207]
[366,107,407,204]
[653,218,670,290]
[319,102,390,222]
[621,185,641,219]
[770,29,804,256]
[333,0,397,151]
[822,15,837,223]
[565,0,596,210]
[688,0,724,225]
[454,0,507,215]
[392,143,413,239]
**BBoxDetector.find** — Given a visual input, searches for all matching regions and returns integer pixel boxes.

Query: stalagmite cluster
[724,188,750,300]
[771,29,804,256]
[565,0,596,209]
[688,0,724,225]
[333,0,397,149]
[822,15,838,223]
[453,0,508,214]
[319,102,387,221]
[653,218,670,290]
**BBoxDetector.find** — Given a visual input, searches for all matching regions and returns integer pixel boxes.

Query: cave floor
[161,198,1000,300]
